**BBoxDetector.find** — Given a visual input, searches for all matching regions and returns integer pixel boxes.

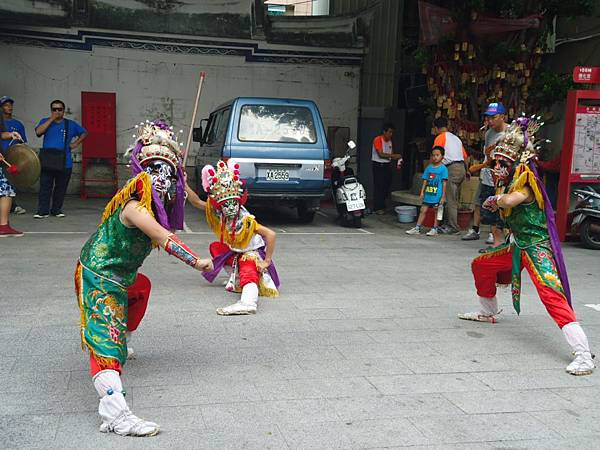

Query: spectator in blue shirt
[1,96,28,215]
[406,146,448,236]
[34,99,87,218]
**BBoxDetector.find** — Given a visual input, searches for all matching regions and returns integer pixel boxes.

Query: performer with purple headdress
[458,114,595,376]
[75,120,213,436]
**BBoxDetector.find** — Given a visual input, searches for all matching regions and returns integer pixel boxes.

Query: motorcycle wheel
[352,216,362,228]
[580,219,600,250]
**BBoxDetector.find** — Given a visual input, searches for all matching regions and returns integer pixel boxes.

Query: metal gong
[4,143,41,189]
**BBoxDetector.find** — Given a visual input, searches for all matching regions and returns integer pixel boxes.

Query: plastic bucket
[394,206,417,223]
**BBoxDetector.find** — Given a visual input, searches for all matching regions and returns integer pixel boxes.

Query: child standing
[406,146,448,236]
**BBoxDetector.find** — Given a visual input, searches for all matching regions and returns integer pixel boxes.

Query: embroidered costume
[75,120,210,436]
[459,115,595,376]
[201,159,280,315]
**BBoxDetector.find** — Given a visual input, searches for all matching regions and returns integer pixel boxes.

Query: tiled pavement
[1,195,599,449]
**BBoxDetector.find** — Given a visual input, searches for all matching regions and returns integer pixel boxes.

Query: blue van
[194,97,330,222]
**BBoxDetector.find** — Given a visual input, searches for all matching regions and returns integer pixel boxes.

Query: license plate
[265,169,289,181]
[346,199,365,212]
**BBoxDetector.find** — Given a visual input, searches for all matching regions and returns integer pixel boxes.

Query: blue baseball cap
[483,102,506,116]
[0,96,14,105]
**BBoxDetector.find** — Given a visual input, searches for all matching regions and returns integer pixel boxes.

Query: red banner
[573,66,600,84]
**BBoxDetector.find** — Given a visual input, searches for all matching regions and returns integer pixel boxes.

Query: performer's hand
[482,195,500,212]
[195,258,213,272]
[256,260,270,273]
[440,196,446,205]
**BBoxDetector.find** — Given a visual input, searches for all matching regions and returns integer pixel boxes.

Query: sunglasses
[52,107,64,112]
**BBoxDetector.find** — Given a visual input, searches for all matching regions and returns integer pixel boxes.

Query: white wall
[1,43,359,157]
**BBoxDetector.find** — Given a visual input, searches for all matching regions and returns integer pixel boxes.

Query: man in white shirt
[432,117,466,233]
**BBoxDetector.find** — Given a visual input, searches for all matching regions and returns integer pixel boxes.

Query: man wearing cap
[34,99,87,218]
[0,96,25,237]
[1,96,28,215]
[462,102,508,250]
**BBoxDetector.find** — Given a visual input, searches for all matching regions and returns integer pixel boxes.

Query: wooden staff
[183,71,206,167]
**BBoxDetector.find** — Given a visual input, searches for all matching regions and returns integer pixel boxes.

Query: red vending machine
[80,92,117,199]
[555,67,600,241]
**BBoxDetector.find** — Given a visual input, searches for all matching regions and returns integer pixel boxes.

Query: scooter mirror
[347,140,356,150]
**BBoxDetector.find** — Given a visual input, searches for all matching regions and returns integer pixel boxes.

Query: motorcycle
[331,140,366,228]
[571,186,600,250]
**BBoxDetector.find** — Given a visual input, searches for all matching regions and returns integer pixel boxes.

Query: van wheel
[297,203,316,223]
[352,216,362,228]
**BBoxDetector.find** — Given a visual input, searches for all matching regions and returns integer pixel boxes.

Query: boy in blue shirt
[406,146,448,236]
[34,99,87,218]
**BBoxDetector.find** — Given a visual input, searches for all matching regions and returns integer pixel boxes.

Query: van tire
[297,203,316,223]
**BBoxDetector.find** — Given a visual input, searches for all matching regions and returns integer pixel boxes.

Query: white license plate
[346,199,365,212]
[265,169,290,181]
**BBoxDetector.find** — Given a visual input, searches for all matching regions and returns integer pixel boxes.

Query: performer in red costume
[459,114,594,376]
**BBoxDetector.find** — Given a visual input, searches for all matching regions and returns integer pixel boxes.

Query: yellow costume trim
[472,244,511,262]
[205,201,258,249]
[75,262,121,367]
[502,164,544,218]
[259,280,279,298]
[100,172,155,226]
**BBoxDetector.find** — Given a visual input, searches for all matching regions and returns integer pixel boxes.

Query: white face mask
[221,199,240,218]
[144,161,176,199]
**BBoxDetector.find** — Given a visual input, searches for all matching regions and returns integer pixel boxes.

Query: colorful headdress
[493,114,547,163]
[201,160,246,206]
[125,119,186,230]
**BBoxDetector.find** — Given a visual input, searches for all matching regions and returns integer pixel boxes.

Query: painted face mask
[221,198,240,219]
[144,161,176,200]
[492,157,513,186]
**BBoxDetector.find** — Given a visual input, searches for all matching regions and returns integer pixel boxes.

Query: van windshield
[238,105,317,143]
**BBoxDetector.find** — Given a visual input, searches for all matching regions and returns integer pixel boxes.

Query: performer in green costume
[75,120,213,436]
[459,114,595,376]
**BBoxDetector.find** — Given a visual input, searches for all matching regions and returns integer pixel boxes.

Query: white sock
[240,283,258,307]
[479,296,499,316]
[562,322,591,353]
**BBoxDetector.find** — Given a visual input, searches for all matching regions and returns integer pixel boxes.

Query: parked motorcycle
[331,141,366,228]
[571,186,600,250]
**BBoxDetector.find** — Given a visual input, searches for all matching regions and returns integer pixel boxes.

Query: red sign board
[573,66,600,84]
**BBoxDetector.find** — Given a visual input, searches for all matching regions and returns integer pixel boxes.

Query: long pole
[183,71,206,166]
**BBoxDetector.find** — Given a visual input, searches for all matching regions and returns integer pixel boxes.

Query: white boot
[458,297,502,323]
[216,283,258,316]
[93,370,159,436]
[563,322,595,376]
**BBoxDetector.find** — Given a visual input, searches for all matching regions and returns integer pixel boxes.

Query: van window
[238,105,317,143]
[205,108,231,145]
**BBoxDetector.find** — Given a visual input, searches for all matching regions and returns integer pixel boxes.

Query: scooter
[571,186,600,250]
[331,140,366,228]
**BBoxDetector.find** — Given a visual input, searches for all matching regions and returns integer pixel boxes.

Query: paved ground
[2,194,600,449]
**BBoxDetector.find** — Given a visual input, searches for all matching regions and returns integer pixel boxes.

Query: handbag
[40,119,69,172]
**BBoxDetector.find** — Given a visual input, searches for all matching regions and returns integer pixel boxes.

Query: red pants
[90,273,151,376]
[471,247,576,328]
[209,241,259,287]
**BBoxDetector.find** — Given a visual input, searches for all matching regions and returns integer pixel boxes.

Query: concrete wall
[0,39,360,193]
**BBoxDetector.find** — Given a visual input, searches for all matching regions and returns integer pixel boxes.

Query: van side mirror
[192,126,203,143]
